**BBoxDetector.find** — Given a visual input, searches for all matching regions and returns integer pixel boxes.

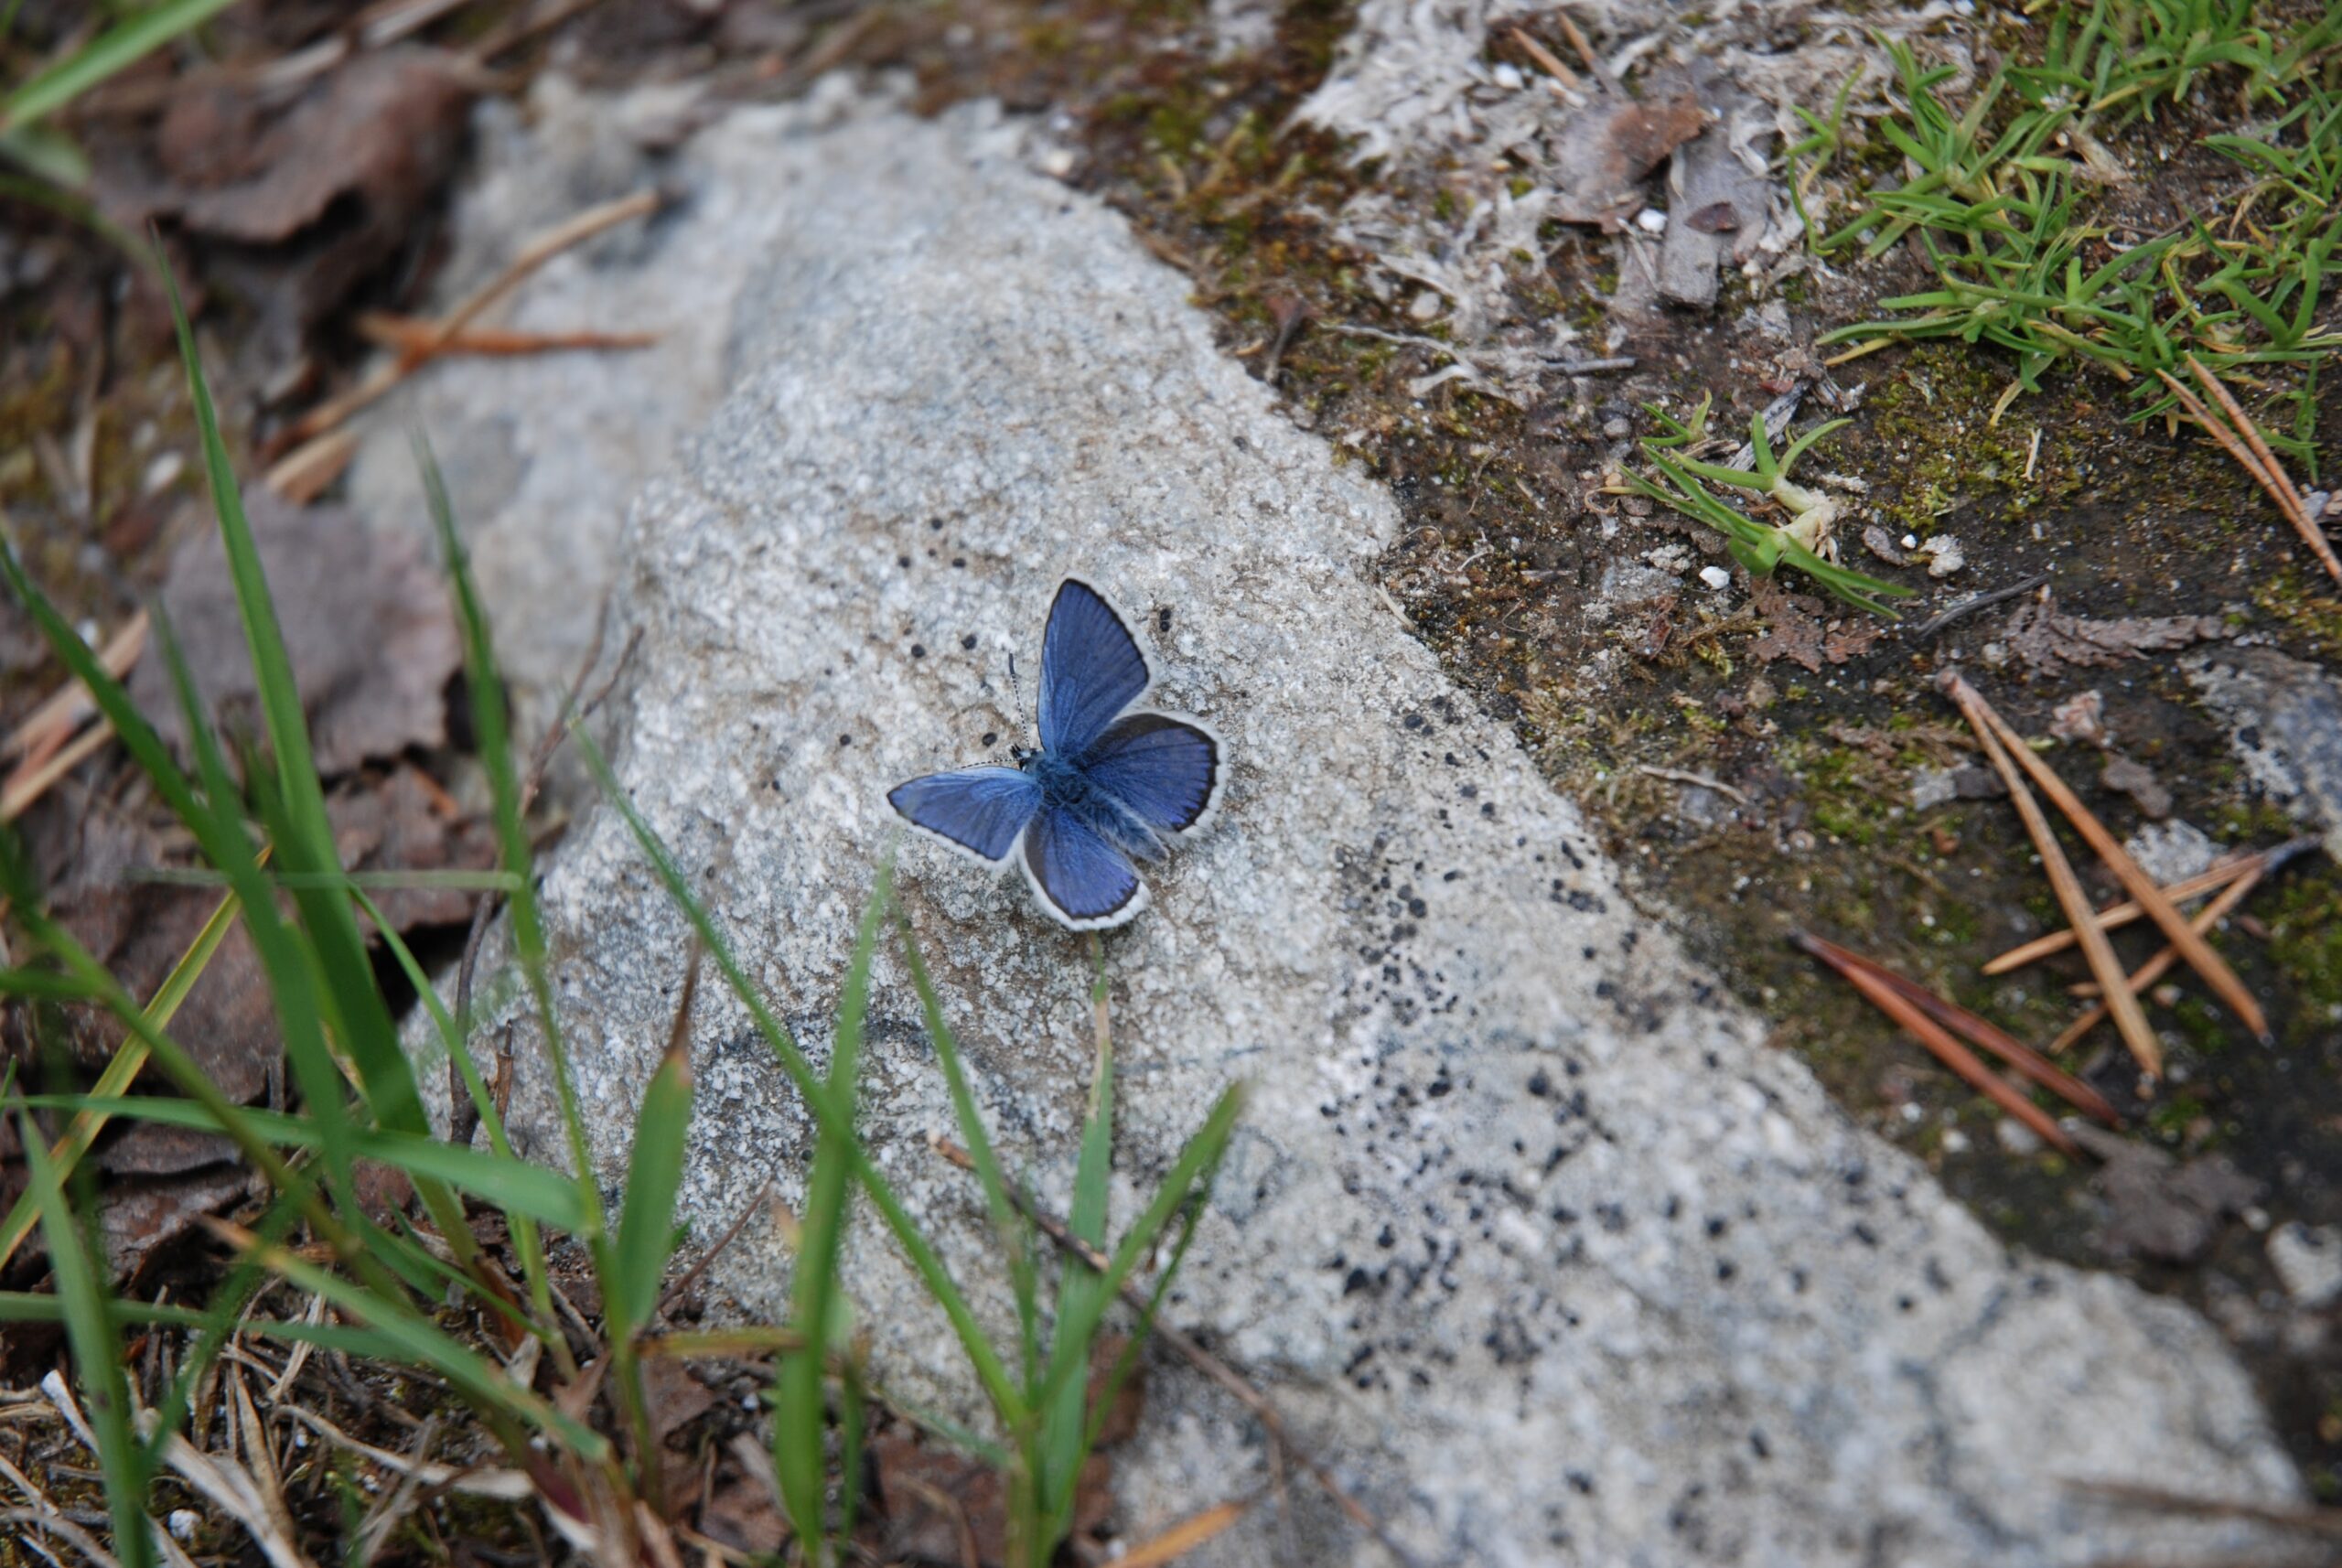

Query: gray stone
[415,85,2298,1568]
[2269,1222,2342,1309]
[2187,646,2342,861]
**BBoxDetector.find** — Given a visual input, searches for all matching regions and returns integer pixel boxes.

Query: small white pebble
[1698,564,1731,590]
[169,1510,200,1541]
[1408,290,1445,321]
[142,450,185,497]
[1941,1130,1970,1154]
[1996,1118,2044,1155]
[1635,207,1669,234]
[1492,61,1524,90]
[1037,146,1076,178]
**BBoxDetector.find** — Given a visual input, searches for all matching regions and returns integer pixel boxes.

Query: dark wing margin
[1037,577,1152,758]
[888,767,1043,864]
[1080,712,1223,834]
[1020,804,1146,929]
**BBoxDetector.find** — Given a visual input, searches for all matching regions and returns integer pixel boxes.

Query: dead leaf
[97,1120,238,1176]
[21,809,278,1105]
[1823,620,1880,665]
[328,764,497,931]
[2001,590,2227,676]
[875,1426,1007,1567]
[1749,576,1823,672]
[1549,90,1707,225]
[700,1470,788,1555]
[2071,1125,2261,1263]
[178,50,472,245]
[2100,754,2174,820]
[131,492,461,778]
[640,1358,718,1453]
[2047,689,2109,746]
[101,1165,255,1281]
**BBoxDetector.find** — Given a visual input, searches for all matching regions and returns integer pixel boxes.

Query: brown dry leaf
[2071,1125,2261,1263]
[96,1119,238,1176]
[2100,754,2174,820]
[1822,619,1881,665]
[874,1426,1008,1567]
[21,810,277,1105]
[1748,576,1824,672]
[640,1357,719,1453]
[1549,89,1707,225]
[101,1165,255,1281]
[329,764,497,931]
[700,1470,789,1556]
[2000,589,2227,675]
[179,50,472,244]
[131,492,461,778]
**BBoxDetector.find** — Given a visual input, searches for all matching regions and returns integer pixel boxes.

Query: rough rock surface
[415,84,2297,1566]
[2187,645,2342,861]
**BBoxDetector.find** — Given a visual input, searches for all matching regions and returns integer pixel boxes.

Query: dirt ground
[5,0,2342,1543]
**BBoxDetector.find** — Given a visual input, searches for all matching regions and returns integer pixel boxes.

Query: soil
[3,0,2340,1537]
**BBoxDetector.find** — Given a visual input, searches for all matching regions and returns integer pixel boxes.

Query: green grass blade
[0,0,240,132]
[0,883,239,1271]
[894,911,1038,1382]
[241,1229,610,1459]
[576,730,1022,1421]
[158,248,429,1147]
[1041,940,1116,1530]
[778,867,891,1554]
[18,1095,589,1230]
[16,1108,153,1568]
[414,432,608,1252]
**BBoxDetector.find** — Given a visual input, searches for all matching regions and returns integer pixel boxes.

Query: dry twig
[1790,933,2085,1152]
[2158,354,2340,584]
[929,1137,1423,1568]
[1939,672,2165,1077]
[1950,673,2268,1040]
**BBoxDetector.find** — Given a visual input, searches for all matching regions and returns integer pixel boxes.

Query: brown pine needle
[1982,850,2272,973]
[2157,357,2341,584]
[278,188,661,449]
[1793,932,2119,1125]
[2050,862,2272,1053]
[1939,673,2165,1078]
[0,717,113,822]
[1791,932,2079,1155]
[1509,27,1581,89]
[2,607,147,760]
[1952,675,2269,1041]
[353,311,659,357]
[1115,1500,1252,1568]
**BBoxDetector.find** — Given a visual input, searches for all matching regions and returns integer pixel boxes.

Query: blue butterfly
[889,577,1225,930]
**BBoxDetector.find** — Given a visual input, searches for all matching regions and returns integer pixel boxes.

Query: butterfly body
[889,577,1224,930]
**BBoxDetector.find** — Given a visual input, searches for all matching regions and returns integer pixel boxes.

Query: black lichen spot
[838,735,853,747]
[951,557,967,568]
[928,517,944,531]
[981,731,998,747]
[897,554,912,568]
[1157,606,1172,633]
[910,644,927,659]
[961,633,978,650]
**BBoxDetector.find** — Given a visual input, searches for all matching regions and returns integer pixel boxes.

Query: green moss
[1864,343,2067,532]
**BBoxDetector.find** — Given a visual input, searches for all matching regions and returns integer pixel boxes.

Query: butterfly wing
[888,767,1043,864]
[1019,802,1147,929]
[1037,577,1152,758]
[1080,712,1223,835]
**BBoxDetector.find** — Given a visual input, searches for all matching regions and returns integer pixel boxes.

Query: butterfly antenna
[1005,650,1036,747]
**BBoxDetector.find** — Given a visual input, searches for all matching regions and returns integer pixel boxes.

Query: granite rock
[411,84,2297,1567]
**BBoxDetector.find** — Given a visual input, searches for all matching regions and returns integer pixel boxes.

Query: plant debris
[129,491,462,776]
[1999,588,2228,675]
[2072,1124,2262,1264]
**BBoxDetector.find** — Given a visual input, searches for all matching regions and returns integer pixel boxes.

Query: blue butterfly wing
[1080,713,1222,834]
[888,767,1042,864]
[1020,803,1144,929]
[1038,578,1151,758]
